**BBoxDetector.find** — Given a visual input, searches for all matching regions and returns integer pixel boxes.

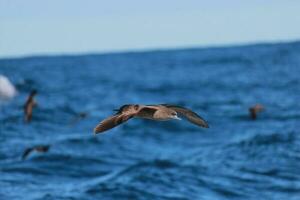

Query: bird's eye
[172,113,176,116]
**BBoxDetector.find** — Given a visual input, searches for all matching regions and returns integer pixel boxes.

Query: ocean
[0,41,300,200]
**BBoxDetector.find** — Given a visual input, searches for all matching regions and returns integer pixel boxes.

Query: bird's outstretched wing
[94,114,134,134]
[161,104,209,128]
[22,148,34,160]
[24,90,37,123]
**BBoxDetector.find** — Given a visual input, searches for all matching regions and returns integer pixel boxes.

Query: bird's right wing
[94,114,134,134]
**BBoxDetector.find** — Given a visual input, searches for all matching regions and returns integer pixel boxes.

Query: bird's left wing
[22,148,33,160]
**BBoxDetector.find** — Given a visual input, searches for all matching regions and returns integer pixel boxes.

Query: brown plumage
[22,145,50,160]
[249,104,264,120]
[94,104,209,134]
[24,90,37,123]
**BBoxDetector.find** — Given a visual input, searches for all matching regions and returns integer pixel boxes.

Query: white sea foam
[0,74,17,101]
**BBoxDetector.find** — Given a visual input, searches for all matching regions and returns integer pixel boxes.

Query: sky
[1,0,300,58]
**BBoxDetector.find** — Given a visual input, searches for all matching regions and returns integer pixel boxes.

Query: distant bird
[78,112,88,118]
[0,75,17,100]
[22,145,50,160]
[94,104,209,134]
[249,104,264,120]
[69,112,88,125]
[24,90,38,122]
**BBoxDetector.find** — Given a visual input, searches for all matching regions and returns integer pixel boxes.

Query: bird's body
[94,104,209,134]
[249,104,264,120]
[133,105,174,120]
[22,145,50,160]
[24,90,37,123]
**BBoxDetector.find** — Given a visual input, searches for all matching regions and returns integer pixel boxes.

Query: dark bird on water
[94,104,209,134]
[22,145,50,160]
[249,104,264,120]
[24,90,38,123]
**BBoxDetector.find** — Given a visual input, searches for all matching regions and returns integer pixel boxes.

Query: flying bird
[249,104,264,120]
[24,90,37,122]
[22,145,50,160]
[69,112,88,126]
[94,104,209,134]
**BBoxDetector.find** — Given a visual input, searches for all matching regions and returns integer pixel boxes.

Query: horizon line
[1,38,299,61]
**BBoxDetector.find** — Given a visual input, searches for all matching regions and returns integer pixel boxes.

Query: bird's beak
[173,115,181,120]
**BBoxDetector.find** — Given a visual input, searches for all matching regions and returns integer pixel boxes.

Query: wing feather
[94,114,134,134]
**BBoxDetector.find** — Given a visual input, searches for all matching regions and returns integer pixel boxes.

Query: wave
[82,158,248,199]
[1,166,50,176]
[231,132,296,147]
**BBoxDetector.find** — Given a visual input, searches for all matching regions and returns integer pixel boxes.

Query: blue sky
[1,0,300,58]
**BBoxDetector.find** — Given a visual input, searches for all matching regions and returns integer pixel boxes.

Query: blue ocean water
[0,41,300,200]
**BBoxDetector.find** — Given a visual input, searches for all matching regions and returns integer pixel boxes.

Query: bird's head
[169,111,181,120]
[30,89,38,96]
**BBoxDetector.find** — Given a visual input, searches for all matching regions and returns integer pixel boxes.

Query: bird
[94,104,209,134]
[22,145,50,160]
[24,90,37,123]
[249,104,264,120]
[69,112,88,126]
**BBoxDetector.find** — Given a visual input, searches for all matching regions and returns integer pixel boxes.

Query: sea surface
[0,42,300,200]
